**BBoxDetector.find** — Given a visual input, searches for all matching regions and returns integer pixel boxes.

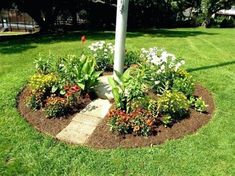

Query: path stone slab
[95,75,113,100]
[56,121,96,144]
[80,98,112,118]
[72,114,101,126]
[56,98,112,145]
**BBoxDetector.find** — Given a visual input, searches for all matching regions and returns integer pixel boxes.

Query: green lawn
[0,28,234,175]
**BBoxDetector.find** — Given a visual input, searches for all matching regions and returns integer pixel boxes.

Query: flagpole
[113,0,129,77]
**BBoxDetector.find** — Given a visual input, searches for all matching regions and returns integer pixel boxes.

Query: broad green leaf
[77,82,85,90]
[112,88,121,107]
[51,85,58,93]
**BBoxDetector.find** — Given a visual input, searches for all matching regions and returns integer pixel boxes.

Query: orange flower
[81,35,86,44]
[133,126,140,132]
[146,119,153,126]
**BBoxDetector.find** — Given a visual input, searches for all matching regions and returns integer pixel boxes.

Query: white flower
[174,63,182,71]
[157,69,162,74]
[160,65,165,71]
[154,81,160,85]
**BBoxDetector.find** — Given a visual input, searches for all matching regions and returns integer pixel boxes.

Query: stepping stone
[56,121,96,144]
[72,114,101,126]
[80,98,112,118]
[95,75,114,100]
[56,98,112,144]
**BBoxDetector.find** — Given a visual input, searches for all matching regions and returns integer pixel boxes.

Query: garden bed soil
[17,87,93,136]
[86,84,215,149]
[18,84,215,149]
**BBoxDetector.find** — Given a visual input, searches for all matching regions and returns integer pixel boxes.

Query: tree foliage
[201,0,234,26]
[1,0,234,31]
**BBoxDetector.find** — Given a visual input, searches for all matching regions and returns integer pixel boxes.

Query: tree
[201,0,234,27]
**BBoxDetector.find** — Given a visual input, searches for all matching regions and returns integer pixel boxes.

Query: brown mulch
[17,87,92,136]
[85,84,215,149]
[17,84,215,149]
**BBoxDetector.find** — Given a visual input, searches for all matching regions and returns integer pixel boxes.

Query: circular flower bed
[18,40,214,147]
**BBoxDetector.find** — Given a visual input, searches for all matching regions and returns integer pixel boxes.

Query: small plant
[172,68,195,97]
[190,97,208,112]
[161,115,172,127]
[64,84,81,107]
[44,97,68,118]
[29,73,58,93]
[157,91,189,117]
[124,49,141,67]
[34,56,53,74]
[108,109,157,136]
[88,41,114,71]
[140,47,186,94]
[26,93,44,110]
[108,69,144,113]
[52,55,101,94]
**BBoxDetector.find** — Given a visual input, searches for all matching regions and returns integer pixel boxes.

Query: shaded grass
[0,28,235,175]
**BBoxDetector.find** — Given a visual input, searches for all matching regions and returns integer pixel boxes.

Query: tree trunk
[202,16,211,27]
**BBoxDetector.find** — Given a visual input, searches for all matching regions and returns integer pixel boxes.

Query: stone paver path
[56,99,112,144]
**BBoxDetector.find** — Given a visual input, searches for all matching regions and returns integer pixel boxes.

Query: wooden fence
[0,9,39,32]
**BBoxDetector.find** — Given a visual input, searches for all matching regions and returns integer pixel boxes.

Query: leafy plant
[29,73,58,93]
[157,90,189,117]
[108,109,157,136]
[108,68,145,113]
[44,97,68,118]
[161,115,172,127]
[34,56,53,74]
[124,49,141,67]
[172,77,195,97]
[52,55,101,94]
[190,97,208,112]
[87,41,114,71]
[26,93,44,110]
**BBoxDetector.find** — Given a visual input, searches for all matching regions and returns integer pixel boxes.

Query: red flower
[81,35,86,44]
[64,85,69,91]
[70,85,80,92]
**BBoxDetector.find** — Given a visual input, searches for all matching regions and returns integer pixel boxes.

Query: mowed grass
[0,28,235,175]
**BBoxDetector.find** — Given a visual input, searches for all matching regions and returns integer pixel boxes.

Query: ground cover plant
[0,28,234,175]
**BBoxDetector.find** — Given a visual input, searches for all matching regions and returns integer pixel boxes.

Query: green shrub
[124,49,141,67]
[172,76,195,97]
[157,91,189,117]
[161,115,172,127]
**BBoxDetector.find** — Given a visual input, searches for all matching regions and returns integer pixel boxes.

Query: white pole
[114,0,129,76]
